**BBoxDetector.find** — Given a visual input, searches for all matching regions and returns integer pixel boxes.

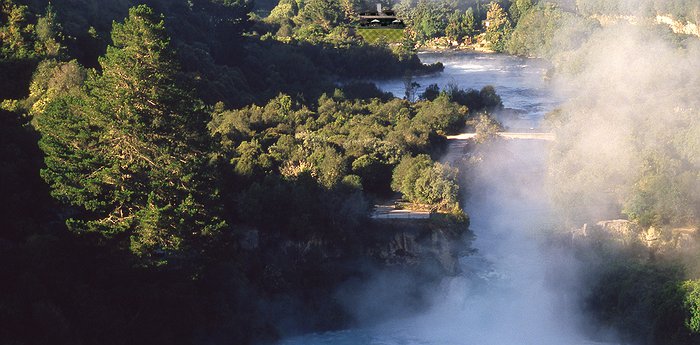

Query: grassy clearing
[356,28,404,44]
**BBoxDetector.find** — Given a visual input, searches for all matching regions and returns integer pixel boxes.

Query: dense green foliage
[508,0,533,24]
[575,0,700,20]
[573,230,700,344]
[538,5,700,344]
[263,0,449,66]
[445,7,477,41]
[547,30,700,229]
[2,0,439,109]
[0,0,492,342]
[0,0,482,343]
[584,261,695,344]
[261,0,700,54]
[483,1,512,51]
[37,5,225,262]
[621,138,700,228]
[209,91,471,200]
[391,154,460,210]
[395,0,492,40]
[504,0,700,57]
[0,1,62,100]
[4,0,698,343]
[506,3,598,57]
[682,279,700,334]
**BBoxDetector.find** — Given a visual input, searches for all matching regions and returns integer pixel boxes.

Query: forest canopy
[2,0,700,344]
[0,1,491,342]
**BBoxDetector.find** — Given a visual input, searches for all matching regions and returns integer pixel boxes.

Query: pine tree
[38,5,224,263]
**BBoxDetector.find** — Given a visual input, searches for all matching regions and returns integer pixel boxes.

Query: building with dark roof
[358,4,404,28]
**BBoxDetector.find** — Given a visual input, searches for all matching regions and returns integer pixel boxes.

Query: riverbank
[416,35,495,54]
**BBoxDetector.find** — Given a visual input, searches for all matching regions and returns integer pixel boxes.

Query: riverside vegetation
[263,0,700,343]
[0,1,505,343]
[2,0,700,344]
[507,2,700,344]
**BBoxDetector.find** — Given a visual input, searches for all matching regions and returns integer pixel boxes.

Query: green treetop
[38,5,224,264]
[484,1,512,52]
[509,0,534,24]
[0,0,34,59]
[298,0,346,31]
[391,154,460,211]
[445,8,476,42]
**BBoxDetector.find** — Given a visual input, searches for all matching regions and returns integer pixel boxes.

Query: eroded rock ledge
[571,219,698,255]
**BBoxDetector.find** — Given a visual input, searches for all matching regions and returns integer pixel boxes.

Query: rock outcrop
[366,217,469,275]
[589,14,699,37]
[656,15,700,37]
[571,219,699,255]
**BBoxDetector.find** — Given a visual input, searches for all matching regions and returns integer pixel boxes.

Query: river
[377,52,559,129]
[279,52,610,345]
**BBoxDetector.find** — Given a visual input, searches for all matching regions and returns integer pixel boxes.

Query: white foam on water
[278,53,617,345]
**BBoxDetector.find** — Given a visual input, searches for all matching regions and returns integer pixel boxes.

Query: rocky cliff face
[656,15,700,37]
[570,219,699,255]
[231,216,469,339]
[589,14,699,37]
[365,217,470,275]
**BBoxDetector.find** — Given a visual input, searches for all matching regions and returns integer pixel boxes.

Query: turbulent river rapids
[279,52,613,345]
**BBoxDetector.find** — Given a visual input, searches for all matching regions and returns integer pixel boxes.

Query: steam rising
[280,4,699,344]
[370,139,590,345]
[548,23,700,226]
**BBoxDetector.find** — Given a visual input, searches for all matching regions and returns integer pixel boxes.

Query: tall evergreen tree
[38,5,224,263]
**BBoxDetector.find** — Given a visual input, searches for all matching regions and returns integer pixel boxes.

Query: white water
[375,52,560,128]
[279,53,612,345]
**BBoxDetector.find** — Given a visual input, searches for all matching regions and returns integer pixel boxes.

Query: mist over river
[278,52,612,345]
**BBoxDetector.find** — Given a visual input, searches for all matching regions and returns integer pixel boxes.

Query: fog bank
[548,22,700,227]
